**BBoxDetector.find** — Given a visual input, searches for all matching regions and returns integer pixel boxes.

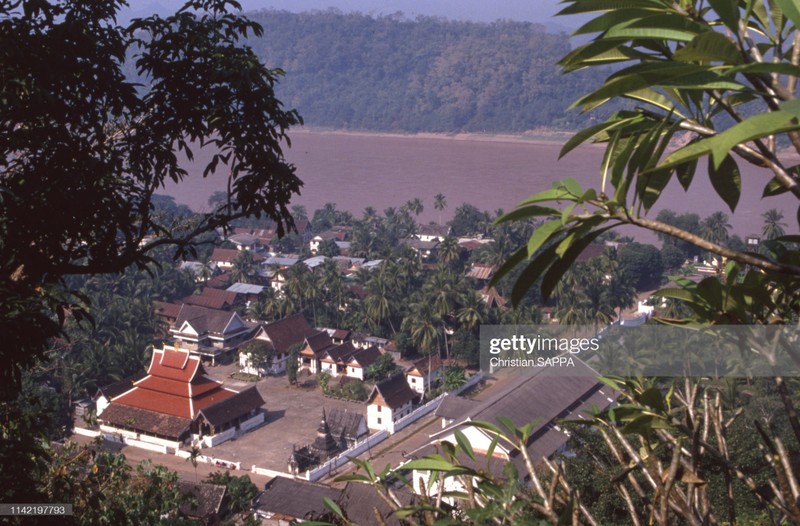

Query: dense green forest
[232,10,616,132]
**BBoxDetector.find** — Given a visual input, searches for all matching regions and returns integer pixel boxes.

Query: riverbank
[291,126,579,147]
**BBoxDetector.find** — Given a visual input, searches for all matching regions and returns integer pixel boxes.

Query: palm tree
[437,236,461,266]
[603,253,637,321]
[396,250,422,294]
[456,291,485,332]
[230,250,258,283]
[291,204,308,221]
[434,193,447,225]
[481,234,512,268]
[365,264,401,336]
[701,211,731,246]
[555,289,589,326]
[580,259,615,329]
[406,197,424,217]
[284,264,311,310]
[404,302,440,354]
[761,208,787,241]
[362,206,379,225]
[423,268,461,361]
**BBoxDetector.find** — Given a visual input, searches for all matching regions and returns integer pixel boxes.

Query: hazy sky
[121,0,585,31]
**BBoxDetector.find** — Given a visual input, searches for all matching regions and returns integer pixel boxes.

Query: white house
[405,354,443,394]
[366,374,418,432]
[239,314,316,375]
[410,361,614,500]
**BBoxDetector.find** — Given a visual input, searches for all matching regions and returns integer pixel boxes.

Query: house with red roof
[180,287,242,311]
[99,346,265,450]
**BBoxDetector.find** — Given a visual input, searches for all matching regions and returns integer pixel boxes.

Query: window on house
[377,417,381,424]
[377,405,382,412]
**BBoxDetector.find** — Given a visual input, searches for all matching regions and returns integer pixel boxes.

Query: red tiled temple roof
[111,347,236,420]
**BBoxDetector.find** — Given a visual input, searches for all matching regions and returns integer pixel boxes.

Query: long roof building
[100,346,264,444]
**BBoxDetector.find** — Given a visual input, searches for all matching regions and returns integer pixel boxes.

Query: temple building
[99,345,265,452]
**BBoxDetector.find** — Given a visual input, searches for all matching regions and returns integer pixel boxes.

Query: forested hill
[243,10,613,133]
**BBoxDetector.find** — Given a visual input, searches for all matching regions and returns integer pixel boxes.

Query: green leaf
[322,496,344,519]
[469,420,505,437]
[496,416,519,440]
[560,43,651,71]
[486,434,499,462]
[402,458,458,472]
[658,138,713,171]
[573,8,666,36]
[620,414,656,436]
[626,88,683,115]
[651,287,696,303]
[559,178,583,197]
[762,175,791,197]
[334,473,374,484]
[709,101,800,168]
[774,0,800,29]
[559,115,641,158]
[708,154,741,212]
[676,158,698,190]
[494,205,562,225]
[526,220,564,257]
[708,0,741,31]
[557,0,665,16]
[454,429,476,462]
[727,62,800,77]
[636,167,672,211]
[574,63,744,112]
[540,222,617,299]
[672,31,742,64]
[598,376,623,391]
[514,186,576,207]
[603,13,708,42]
[639,387,665,412]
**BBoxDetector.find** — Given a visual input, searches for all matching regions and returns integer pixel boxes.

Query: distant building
[177,481,227,525]
[325,408,368,449]
[252,478,342,522]
[170,304,254,364]
[465,263,495,282]
[298,331,337,374]
[309,226,352,254]
[319,342,382,380]
[405,354,443,394]
[239,313,317,375]
[366,374,418,432]
[180,288,242,311]
[209,248,265,269]
[414,224,450,243]
[412,361,614,500]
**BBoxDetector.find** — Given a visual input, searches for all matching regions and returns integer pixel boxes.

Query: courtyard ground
[71,360,369,484]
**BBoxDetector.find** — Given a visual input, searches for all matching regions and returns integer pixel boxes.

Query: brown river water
[162,130,798,242]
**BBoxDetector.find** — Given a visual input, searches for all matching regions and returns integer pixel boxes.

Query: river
[162,130,798,242]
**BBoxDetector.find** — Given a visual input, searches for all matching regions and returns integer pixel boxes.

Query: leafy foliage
[493,0,800,308]
[241,10,619,133]
[0,0,302,401]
